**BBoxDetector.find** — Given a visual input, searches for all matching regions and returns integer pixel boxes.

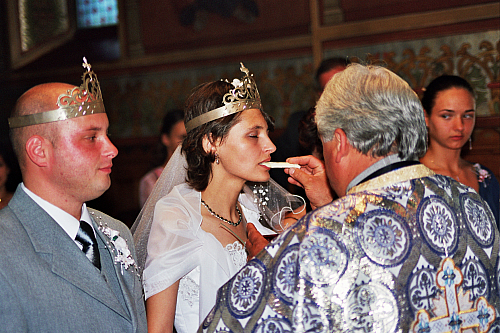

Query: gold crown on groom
[8,57,105,129]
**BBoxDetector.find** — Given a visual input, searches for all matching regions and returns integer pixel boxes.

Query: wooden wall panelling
[138,0,311,54]
[310,1,500,68]
[338,0,495,22]
[463,116,500,180]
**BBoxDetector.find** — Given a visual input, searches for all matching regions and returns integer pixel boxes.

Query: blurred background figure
[314,57,351,93]
[420,75,499,230]
[298,107,323,160]
[0,140,21,210]
[271,57,349,203]
[139,109,186,207]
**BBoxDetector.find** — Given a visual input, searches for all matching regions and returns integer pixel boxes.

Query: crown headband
[8,57,105,129]
[185,63,262,132]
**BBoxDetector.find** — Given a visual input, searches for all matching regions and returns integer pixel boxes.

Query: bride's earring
[215,153,220,165]
[469,137,472,150]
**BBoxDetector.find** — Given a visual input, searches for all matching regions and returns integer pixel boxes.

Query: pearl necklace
[201,199,242,226]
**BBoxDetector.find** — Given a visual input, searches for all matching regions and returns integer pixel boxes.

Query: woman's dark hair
[149,109,186,169]
[0,140,22,192]
[421,75,474,115]
[182,80,274,191]
[298,107,323,160]
[153,109,185,166]
[161,109,185,135]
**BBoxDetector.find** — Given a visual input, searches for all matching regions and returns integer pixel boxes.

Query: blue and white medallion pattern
[461,257,489,301]
[460,194,495,247]
[292,301,329,333]
[254,316,292,333]
[385,182,413,200]
[356,209,411,266]
[408,267,440,314]
[428,174,452,192]
[345,282,399,333]
[273,244,299,305]
[228,260,266,318]
[201,172,500,333]
[417,196,458,254]
[298,230,348,286]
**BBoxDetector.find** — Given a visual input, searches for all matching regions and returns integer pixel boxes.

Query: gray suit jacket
[0,186,147,332]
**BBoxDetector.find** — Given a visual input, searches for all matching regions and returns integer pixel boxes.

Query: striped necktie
[75,221,101,270]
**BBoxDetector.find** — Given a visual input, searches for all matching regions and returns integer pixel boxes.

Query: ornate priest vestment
[201,164,499,333]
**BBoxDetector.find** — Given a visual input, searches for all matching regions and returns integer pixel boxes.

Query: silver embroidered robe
[200,164,499,333]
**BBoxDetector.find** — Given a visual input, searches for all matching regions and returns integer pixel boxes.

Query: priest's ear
[333,128,349,163]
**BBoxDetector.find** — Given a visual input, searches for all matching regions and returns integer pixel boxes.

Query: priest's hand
[285,155,334,210]
[245,223,269,260]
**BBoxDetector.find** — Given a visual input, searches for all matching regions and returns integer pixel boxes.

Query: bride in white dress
[132,64,302,333]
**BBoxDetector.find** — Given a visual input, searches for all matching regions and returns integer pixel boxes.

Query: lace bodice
[225,240,247,269]
[178,241,247,308]
[179,274,199,307]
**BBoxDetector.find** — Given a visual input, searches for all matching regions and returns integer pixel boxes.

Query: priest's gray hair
[315,63,427,160]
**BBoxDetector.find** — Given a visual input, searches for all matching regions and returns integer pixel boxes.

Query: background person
[139,109,186,206]
[270,57,347,202]
[271,57,348,181]
[201,64,499,333]
[420,75,499,230]
[0,60,147,333]
[0,141,21,210]
[298,107,323,160]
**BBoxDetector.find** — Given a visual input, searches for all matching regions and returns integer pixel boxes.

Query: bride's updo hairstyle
[182,80,273,192]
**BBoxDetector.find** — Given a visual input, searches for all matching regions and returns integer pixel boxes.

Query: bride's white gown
[143,183,274,333]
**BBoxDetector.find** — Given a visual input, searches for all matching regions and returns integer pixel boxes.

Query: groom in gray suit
[0,59,147,332]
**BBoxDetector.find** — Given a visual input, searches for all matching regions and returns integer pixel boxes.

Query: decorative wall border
[102,31,499,138]
[325,31,499,117]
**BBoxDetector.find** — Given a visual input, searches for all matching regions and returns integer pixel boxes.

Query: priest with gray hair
[200,63,499,333]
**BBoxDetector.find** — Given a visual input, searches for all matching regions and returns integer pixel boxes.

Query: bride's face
[215,108,276,183]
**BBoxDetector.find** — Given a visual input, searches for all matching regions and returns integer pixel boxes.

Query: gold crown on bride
[9,57,105,128]
[185,62,262,132]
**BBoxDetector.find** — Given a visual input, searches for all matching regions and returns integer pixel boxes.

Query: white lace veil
[243,180,305,233]
[131,145,305,275]
[131,145,187,274]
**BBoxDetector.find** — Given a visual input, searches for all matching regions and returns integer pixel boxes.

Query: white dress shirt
[21,183,96,247]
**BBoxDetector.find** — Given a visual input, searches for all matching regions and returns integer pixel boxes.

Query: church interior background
[0,0,498,225]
